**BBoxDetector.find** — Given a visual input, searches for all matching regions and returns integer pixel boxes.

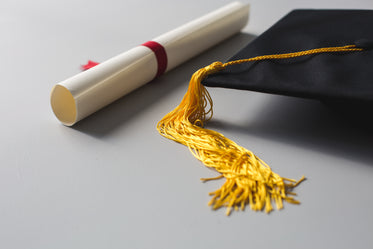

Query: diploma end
[50,85,77,126]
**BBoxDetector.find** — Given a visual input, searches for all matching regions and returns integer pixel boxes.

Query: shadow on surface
[208,96,373,166]
[72,32,256,137]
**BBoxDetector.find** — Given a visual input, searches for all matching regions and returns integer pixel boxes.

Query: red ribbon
[81,60,100,71]
[142,41,168,78]
[82,41,168,78]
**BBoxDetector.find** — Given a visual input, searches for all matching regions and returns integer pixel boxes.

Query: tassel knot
[204,61,225,74]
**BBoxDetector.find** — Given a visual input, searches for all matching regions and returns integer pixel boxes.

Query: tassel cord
[157,44,363,215]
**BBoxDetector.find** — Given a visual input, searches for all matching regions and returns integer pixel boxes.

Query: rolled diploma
[50,2,250,126]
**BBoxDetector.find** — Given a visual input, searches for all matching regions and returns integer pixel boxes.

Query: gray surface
[2,0,373,248]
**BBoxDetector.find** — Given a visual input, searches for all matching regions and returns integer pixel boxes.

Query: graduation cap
[157,9,373,215]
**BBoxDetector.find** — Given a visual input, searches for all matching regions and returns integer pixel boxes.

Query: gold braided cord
[157,45,362,215]
[224,45,363,66]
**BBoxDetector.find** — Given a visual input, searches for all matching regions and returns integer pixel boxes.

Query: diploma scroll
[50,2,250,126]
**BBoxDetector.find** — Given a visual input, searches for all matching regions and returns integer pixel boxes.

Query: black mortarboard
[157,9,372,215]
[203,9,373,103]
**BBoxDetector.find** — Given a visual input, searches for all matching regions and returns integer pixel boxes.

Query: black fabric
[202,9,373,102]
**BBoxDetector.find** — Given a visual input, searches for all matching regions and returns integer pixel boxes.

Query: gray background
[2,0,373,248]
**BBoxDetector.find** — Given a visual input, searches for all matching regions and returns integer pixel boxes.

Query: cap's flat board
[204,9,373,102]
[1,1,373,249]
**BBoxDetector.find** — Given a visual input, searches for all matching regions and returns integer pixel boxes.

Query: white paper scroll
[50,2,250,126]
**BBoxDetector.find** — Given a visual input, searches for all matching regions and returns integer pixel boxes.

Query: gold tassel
[157,45,362,215]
